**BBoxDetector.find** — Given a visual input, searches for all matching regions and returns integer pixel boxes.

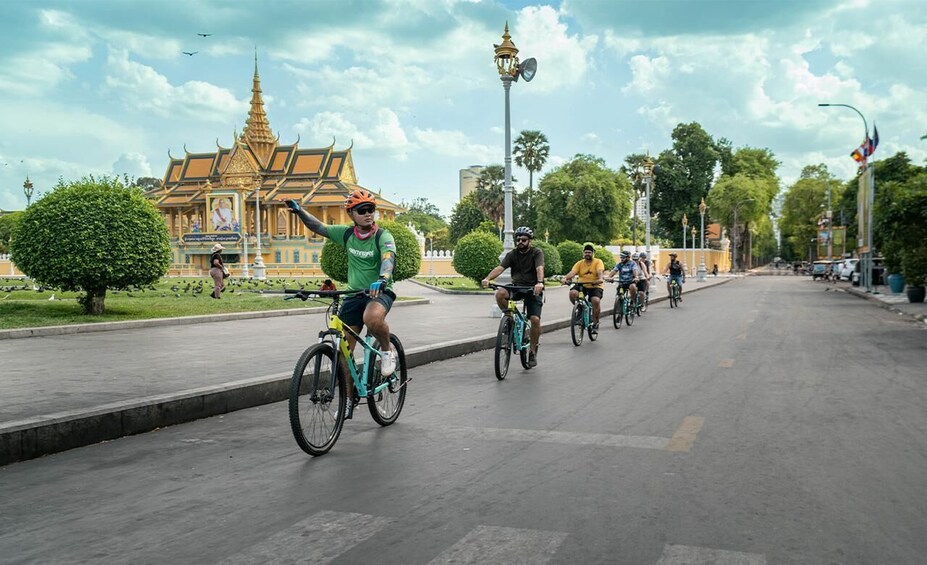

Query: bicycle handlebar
[283,288,368,301]
[487,283,537,292]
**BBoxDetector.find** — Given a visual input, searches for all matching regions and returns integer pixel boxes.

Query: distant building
[459,165,485,200]
[146,57,401,276]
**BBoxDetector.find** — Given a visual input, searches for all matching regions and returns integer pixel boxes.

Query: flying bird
[182,51,198,56]
[197,33,212,37]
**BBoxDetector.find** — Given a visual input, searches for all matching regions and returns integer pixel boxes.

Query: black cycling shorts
[339,289,396,328]
[509,289,544,319]
[577,287,603,300]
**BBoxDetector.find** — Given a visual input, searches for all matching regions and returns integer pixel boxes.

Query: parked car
[839,258,859,281]
[811,260,830,280]
[851,257,884,286]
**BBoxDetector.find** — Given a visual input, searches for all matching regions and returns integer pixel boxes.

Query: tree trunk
[83,286,107,315]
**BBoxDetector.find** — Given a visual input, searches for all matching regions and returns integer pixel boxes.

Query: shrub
[532,240,562,279]
[320,220,421,284]
[556,240,583,274]
[11,176,171,314]
[595,247,616,268]
[453,231,503,284]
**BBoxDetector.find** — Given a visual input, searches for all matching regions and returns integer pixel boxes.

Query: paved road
[2,277,925,564]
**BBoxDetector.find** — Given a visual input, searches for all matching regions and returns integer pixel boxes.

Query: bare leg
[591,296,601,323]
[529,315,540,353]
[494,288,511,311]
[568,289,578,303]
[363,301,391,351]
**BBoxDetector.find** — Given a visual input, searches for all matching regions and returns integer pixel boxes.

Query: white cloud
[513,6,598,93]
[581,132,599,142]
[112,153,153,178]
[622,55,670,94]
[104,49,248,123]
[412,128,497,163]
[294,108,413,159]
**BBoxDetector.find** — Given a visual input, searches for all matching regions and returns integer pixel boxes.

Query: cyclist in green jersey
[286,190,398,407]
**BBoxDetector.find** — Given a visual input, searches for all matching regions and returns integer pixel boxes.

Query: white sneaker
[380,347,397,376]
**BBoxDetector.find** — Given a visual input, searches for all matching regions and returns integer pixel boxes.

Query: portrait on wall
[209,195,238,232]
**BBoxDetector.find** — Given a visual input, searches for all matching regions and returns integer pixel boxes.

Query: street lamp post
[697,198,707,281]
[681,213,688,272]
[23,177,34,207]
[642,157,655,255]
[492,22,536,288]
[691,226,697,278]
[818,102,874,292]
[252,182,266,280]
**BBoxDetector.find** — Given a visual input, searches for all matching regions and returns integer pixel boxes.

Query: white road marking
[428,525,567,565]
[434,424,671,450]
[219,510,393,564]
[656,544,766,564]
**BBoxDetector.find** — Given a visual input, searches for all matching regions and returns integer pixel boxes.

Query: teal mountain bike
[567,283,598,346]
[609,280,635,328]
[489,284,536,380]
[668,278,682,308]
[284,289,408,456]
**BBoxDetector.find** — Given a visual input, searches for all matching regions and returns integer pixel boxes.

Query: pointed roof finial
[254,45,258,77]
[242,48,275,166]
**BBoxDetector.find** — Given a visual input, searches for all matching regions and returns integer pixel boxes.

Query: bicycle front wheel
[519,320,532,369]
[367,334,408,426]
[626,298,635,326]
[494,315,514,380]
[669,286,677,308]
[289,343,346,456]
[613,294,623,329]
[570,302,585,346]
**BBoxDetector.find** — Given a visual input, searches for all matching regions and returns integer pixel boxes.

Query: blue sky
[1,0,925,215]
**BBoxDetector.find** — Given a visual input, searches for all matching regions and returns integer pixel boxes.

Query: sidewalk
[833,280,927,324]
[0,276,731,464]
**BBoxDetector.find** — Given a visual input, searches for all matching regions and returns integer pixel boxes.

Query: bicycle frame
[317,307,395,399]
[507,300,531,352]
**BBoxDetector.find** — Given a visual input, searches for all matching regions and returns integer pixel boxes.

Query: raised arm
[285,199,328,238]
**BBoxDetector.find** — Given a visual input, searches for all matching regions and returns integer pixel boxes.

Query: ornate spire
[240,48,275,167]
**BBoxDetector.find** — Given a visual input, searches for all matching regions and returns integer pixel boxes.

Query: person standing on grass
[209,243,226,299]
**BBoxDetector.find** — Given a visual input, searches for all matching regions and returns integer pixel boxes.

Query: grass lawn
[0,277,342,329]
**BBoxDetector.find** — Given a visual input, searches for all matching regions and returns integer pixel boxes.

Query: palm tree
[513,130,550,191]
[475,165,508,226]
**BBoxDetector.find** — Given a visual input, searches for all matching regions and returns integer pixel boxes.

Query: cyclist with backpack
[286,190,398,415]
[663,252,686,301]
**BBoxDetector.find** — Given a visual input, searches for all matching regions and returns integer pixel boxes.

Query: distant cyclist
[481,226,544,367]
[286,190,398,417]
[662,252,685,301]
[606,250,641,305]
[562,242,605,330]
[632,251,650,304]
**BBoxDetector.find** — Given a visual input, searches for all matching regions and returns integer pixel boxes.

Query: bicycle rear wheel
[367,334,407,426]
[613,293,623,329]
[494,315,514,380]
[570,302,585,346]
[289,343,346,456]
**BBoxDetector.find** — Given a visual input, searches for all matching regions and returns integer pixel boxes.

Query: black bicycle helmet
[514,226,534,239]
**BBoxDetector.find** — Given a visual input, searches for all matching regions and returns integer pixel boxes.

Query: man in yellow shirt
[563,242,605,330]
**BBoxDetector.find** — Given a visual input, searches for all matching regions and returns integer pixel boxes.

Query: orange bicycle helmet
[344,189,377,210]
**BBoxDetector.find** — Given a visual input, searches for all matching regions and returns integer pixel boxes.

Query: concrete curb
[406,278,493,295]
[841,286,927,324]
[0,280,728,466]
[0,298,430,341]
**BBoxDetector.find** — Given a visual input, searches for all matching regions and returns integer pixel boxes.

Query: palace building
[146,58,401,277]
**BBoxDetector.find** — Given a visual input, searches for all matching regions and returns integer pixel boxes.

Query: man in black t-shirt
[481,226,544,367]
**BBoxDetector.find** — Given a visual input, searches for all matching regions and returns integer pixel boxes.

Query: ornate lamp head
[494,22,520,77]
[682,213,688,228]
[642,156,654,177]
[698,197,707,216]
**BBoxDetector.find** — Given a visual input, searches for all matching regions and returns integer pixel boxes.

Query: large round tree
[11,176,171,314]
[320,220,421,284]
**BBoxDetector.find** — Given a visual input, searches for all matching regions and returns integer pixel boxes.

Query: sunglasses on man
[515,237,530,243]
[353,205,376,215]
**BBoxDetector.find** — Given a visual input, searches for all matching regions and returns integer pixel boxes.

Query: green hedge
[556,241,583,274]
[320,220,421,284]
[532,240,562,279]
[453,231,503,284]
